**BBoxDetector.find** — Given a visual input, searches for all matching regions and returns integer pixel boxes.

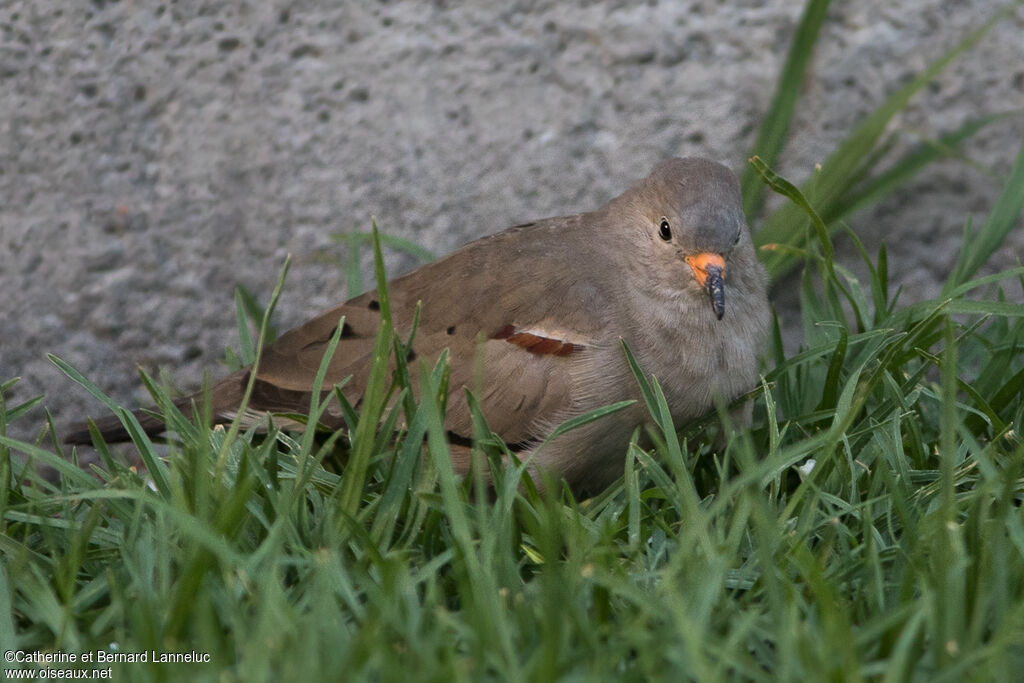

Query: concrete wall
[2,0,1022,439]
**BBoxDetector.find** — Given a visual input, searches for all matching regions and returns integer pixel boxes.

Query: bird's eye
[658,218,672,241]
[733,232,741,245]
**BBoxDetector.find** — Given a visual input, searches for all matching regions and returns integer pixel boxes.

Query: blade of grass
[215,256,292,469]
[825,113,1014,223]
[947,134,1024,290]
[755,6,1015,280]
[234,287,258,366]
[338,225,395,518]
[331,228,437,298]
[742,0,832,217]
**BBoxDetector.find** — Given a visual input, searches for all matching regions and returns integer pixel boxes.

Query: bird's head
[611,157,751,320]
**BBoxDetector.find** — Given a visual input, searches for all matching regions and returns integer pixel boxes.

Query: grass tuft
[3,2,1024,678]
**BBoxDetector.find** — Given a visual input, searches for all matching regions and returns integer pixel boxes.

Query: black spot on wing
[300,320,354,352]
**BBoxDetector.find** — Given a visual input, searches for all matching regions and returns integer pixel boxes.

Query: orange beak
[685,252,727,320]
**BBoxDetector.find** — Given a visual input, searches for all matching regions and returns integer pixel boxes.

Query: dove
[65,157,771,495]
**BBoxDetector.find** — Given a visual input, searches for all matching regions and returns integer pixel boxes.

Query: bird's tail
[63,371,248,446]
[63,402,183,445]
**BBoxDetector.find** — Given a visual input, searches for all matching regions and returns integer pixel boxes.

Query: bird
[65,157,771,496]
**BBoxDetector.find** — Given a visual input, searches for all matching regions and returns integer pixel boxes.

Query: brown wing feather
[236,214,611,448]
[443,336,578,445]
[254,296,383,389]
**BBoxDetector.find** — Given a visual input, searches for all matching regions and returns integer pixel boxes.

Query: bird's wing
[239,215,614,445]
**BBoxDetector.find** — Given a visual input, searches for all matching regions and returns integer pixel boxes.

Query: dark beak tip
[704,269,726,321]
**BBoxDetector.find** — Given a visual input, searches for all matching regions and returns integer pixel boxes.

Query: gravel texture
[2,0,1022,440]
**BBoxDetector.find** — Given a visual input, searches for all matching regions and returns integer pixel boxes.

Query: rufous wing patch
[490,324,581,357]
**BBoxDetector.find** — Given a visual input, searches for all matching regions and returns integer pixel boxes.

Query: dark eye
[733,232,741,245]
[658,218,672,241]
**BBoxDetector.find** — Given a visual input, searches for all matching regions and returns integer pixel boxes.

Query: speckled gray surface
[2,1,1022,440]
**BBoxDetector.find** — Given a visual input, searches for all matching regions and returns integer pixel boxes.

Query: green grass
[3,176,1023,681]
[3,3,1024,681]
[746,0,1022,281]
